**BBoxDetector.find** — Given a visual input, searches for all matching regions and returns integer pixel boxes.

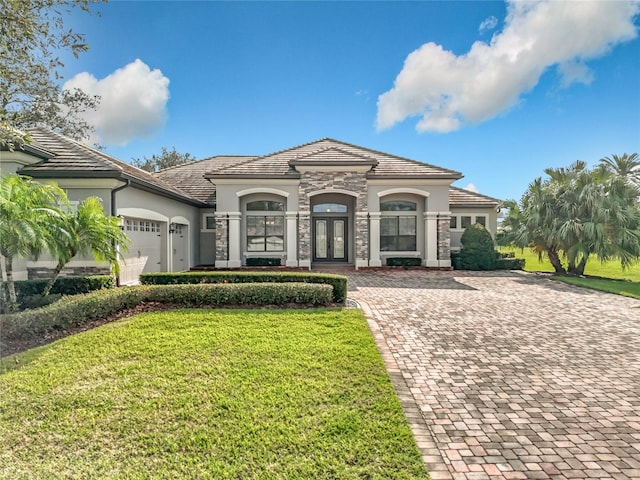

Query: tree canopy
[131,147,197,172]
[0,0,102,148]
[498,154,640,275]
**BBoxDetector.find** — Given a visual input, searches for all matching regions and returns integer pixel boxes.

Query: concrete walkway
[346,270,640,480]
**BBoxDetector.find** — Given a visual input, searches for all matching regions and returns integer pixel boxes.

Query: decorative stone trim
[28,266,110,280]
[215,213,228,263]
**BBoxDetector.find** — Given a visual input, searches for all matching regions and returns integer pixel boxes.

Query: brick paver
[346,270,640,480]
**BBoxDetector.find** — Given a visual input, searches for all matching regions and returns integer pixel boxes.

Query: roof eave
[205,173,301,180]
[367,173,463,180]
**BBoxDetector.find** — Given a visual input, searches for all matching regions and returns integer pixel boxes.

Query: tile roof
[449,186,501,207]
[20,127,205,206]
[206,138,463,179]
[154,155,255,205]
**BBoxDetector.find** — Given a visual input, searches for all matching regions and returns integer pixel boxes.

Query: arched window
[380,200,417,251]
[245,199,285,252]
[312,203,347,213]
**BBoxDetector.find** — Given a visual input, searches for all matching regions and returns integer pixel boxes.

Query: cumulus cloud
[463,183,479,193]
[377,0,640,133]
[64,59,170,146]
[479,15,498,34]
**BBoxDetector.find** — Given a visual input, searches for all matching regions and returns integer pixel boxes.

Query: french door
[312,217,348,262]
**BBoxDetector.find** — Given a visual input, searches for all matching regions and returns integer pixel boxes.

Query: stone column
[298,210,311,269]
[215,213,228,267]
[285,211,298,267]
[227,212,242,268]
[355,212,370,269]
[437,212,452,267]
[368,212,381,267]
[424,211,439,267]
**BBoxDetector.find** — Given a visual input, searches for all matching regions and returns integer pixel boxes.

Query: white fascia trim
[236,187,290,198]
[44,178,125,189]
[378,187,430,198]
[295,165,372,173]
[118,207,169,222]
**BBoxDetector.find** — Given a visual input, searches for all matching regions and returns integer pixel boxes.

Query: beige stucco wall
[450,207,499,250]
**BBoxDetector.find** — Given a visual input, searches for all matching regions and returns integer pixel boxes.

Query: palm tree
[599,153,640,185]
[42,197,130,296]
[0,174,66,311]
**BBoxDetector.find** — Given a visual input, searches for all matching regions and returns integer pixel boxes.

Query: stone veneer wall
[215,215,228,262]
[437,216,451,261]
[298,171,368,263]
[28,265,110,280]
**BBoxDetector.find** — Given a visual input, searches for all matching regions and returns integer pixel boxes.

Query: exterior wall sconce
[169,222,176,234]
[118,215,125,230]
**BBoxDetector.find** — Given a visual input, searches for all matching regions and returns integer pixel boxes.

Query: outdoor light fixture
[118,215,125,230]
[169,223,176,234]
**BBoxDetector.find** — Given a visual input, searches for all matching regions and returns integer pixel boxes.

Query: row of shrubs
[1,283,333,340]
[140,271,348,303]
[0,275,115,313]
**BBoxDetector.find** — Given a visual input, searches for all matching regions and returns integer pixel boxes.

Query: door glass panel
[333,220,345,259]
[315,220,327,258]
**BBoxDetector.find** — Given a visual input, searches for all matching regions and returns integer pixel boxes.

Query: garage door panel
[119,219,163,284]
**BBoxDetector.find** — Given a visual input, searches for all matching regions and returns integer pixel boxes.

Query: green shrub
[19,294,62,310]
[15,275,114,299]
[140,272,348,303]
[1,283,332,341]
[457,223,497,270]
[245,257,282,267]
[386,257,422,267]
[495,257,525,270]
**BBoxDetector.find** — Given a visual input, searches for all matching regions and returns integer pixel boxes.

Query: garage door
[119,218,163,285]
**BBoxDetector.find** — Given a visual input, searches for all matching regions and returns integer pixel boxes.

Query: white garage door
[119,218,163,285]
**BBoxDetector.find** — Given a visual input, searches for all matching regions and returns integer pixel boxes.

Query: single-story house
[1,128,500,284]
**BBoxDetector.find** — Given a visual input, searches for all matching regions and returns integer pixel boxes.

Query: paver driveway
[346,270,640,480]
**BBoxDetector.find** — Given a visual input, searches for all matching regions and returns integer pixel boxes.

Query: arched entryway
[310,193,355,264]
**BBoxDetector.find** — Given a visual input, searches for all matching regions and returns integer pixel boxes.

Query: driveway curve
[346,270,640,480]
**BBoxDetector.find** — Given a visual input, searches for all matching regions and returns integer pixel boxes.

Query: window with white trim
[245,200,285,252]
[380,201,417,251]
[202,214,216,231]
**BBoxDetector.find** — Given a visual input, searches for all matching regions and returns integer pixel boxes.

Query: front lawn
[499,247,640,281]
[553,276,640,299]
[0,309,428,479]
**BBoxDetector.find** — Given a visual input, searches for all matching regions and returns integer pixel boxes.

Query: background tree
[498,156,640,275]
[0,0,103,148]
[131,147,196,172]
[42,197,129,296]
[0,174,66,311]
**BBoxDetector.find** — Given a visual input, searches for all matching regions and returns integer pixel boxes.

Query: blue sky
[61,1,640,201]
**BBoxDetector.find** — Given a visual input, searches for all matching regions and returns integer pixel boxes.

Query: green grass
[552,276,640,299]
[0,309,428,480]
[499,247,640,281]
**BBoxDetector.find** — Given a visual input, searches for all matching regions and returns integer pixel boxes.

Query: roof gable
[206,138,463,179]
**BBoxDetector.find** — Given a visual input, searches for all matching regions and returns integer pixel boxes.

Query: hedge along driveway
[140,272,348,303]
[0,283,333,342]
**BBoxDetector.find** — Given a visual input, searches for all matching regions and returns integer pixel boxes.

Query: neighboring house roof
[449,186,501,208]
[205,138,463,179]
[19,127,206,207]
[154,155,255,205]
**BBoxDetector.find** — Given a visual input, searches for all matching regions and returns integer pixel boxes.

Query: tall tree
[42,197,129,296]
[498,158,640,275]
[0,0,103,148]
[0,174,66,311]
[599,153,640,187]
[132,147,196,172]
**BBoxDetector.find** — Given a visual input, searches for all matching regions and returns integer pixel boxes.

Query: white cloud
[479,15,498,34]
[377,0,640,133]
[64,59,170,146]
[463,183,479,193]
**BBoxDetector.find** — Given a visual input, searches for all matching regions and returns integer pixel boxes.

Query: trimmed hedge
[386,257,422,267]
[245,257,282,267]
[495,257,525,270]
[140,272,348,303]
[1,283,333,340]
[14,275,114,299]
